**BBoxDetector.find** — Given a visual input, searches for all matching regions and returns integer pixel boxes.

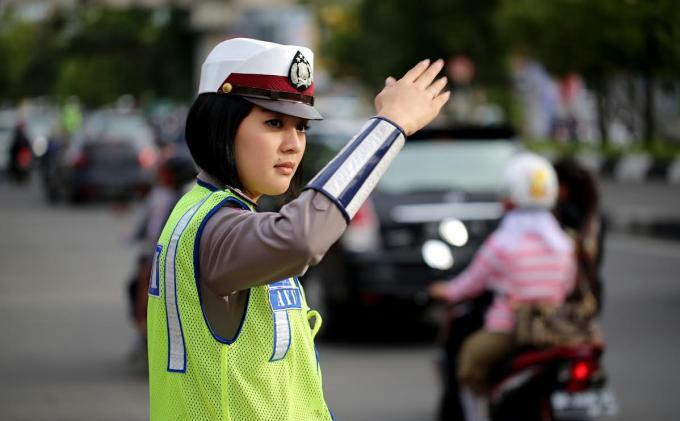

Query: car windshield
[378,140,519,193]
[83,113,154,148]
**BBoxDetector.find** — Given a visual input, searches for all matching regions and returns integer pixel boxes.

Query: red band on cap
[224,73,314,96]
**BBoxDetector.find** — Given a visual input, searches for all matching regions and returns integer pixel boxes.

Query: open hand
[374,59,450,136]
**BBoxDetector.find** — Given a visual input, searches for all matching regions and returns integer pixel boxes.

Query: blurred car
[47,109,158,203]
[301,125,522,333]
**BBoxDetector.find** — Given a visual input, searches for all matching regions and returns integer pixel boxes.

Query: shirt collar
[196,170,258,210]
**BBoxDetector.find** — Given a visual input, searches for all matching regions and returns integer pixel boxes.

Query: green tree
[0,6,194,106]
[0,9,61,99]
[56,6,194,105]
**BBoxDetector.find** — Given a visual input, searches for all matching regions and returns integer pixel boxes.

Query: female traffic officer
[146,38,450,421]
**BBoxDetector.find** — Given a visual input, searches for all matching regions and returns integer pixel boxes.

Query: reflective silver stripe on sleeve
[305,117,405,222]
[345,132,405,217]
[165,198,208,372]
[269,310,291,362]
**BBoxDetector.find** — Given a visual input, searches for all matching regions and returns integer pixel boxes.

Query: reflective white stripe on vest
[165,199,208,372]
[148,244,162,296]
[270,310,291,361]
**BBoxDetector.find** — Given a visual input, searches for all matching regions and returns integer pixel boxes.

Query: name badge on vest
[268,278,302,362]
[268,278,302,311]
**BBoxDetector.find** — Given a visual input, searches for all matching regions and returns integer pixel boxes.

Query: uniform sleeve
[199,190,346,296]
[444,238,502,302]
[201,116,406,296]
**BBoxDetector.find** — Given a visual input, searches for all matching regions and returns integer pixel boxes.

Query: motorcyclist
[429,152,576,418]
[8,120,33,182]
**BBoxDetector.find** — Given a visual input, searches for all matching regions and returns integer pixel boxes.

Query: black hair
[553,157,599,232]
[185,93,253,190]
[185,93,305,202]
[553,157,603,311]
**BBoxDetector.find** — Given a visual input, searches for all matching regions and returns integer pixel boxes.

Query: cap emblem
[289,51,313,92]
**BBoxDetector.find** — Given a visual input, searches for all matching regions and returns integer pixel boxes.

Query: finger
[399,59,431,84]
[414,59,445,88]
[385,76,397,87]
[426,76,448,98]
[433,90,451,108]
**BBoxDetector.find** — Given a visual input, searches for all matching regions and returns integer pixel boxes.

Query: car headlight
[421,239,454,270]
[439,218,468,247]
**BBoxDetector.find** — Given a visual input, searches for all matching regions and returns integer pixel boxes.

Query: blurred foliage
[313,0,680,143]
[0,6,194,106]
[497,0,680,82]
[497,0,680,143]
[311,0,506,91]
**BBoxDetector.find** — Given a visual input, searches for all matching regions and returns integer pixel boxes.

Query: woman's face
[234,106,308,201]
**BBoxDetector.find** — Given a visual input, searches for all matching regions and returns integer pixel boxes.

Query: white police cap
[199,38,322,120]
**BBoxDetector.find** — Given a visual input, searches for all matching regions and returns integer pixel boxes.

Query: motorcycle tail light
[571,361,591,382]
[566,359,596,392]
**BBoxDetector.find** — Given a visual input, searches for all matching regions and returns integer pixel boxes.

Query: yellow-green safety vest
[147,181,332,420]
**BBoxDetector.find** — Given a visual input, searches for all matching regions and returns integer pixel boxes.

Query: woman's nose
[281,129,303,154]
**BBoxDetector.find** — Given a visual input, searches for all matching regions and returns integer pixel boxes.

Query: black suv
[300,123,522,334]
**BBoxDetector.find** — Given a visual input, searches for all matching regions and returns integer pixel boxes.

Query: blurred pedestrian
[429,153,576,413]
[61,96,82,136]
[146,37,449,420]
[127,147,197,368]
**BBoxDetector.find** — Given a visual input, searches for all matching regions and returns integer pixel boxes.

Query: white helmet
[503,152,558,209]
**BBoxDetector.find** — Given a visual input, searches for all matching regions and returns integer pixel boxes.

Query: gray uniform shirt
[196,171,347,339]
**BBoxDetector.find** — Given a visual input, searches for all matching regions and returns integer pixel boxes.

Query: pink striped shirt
[445,231,576,332]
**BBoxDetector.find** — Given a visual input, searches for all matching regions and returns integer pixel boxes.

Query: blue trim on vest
[196,178,218,192]
[336,126,401,206]
[193,195,252,345]
[306,118,380,190]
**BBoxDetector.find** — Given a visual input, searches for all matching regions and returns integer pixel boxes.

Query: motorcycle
[436,294,618,421]
[488,342,618,421]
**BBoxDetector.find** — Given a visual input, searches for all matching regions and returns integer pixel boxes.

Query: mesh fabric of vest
[147,183,331,420]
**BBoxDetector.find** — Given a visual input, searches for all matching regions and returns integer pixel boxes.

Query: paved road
[0,177,678,420]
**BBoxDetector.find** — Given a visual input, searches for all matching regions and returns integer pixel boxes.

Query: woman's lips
[274,162,295,175]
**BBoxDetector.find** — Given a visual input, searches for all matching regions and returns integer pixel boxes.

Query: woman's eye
[265,119,283,128]
[297,123,310,133]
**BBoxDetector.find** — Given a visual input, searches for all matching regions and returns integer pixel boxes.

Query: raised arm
[201,60,450,295]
